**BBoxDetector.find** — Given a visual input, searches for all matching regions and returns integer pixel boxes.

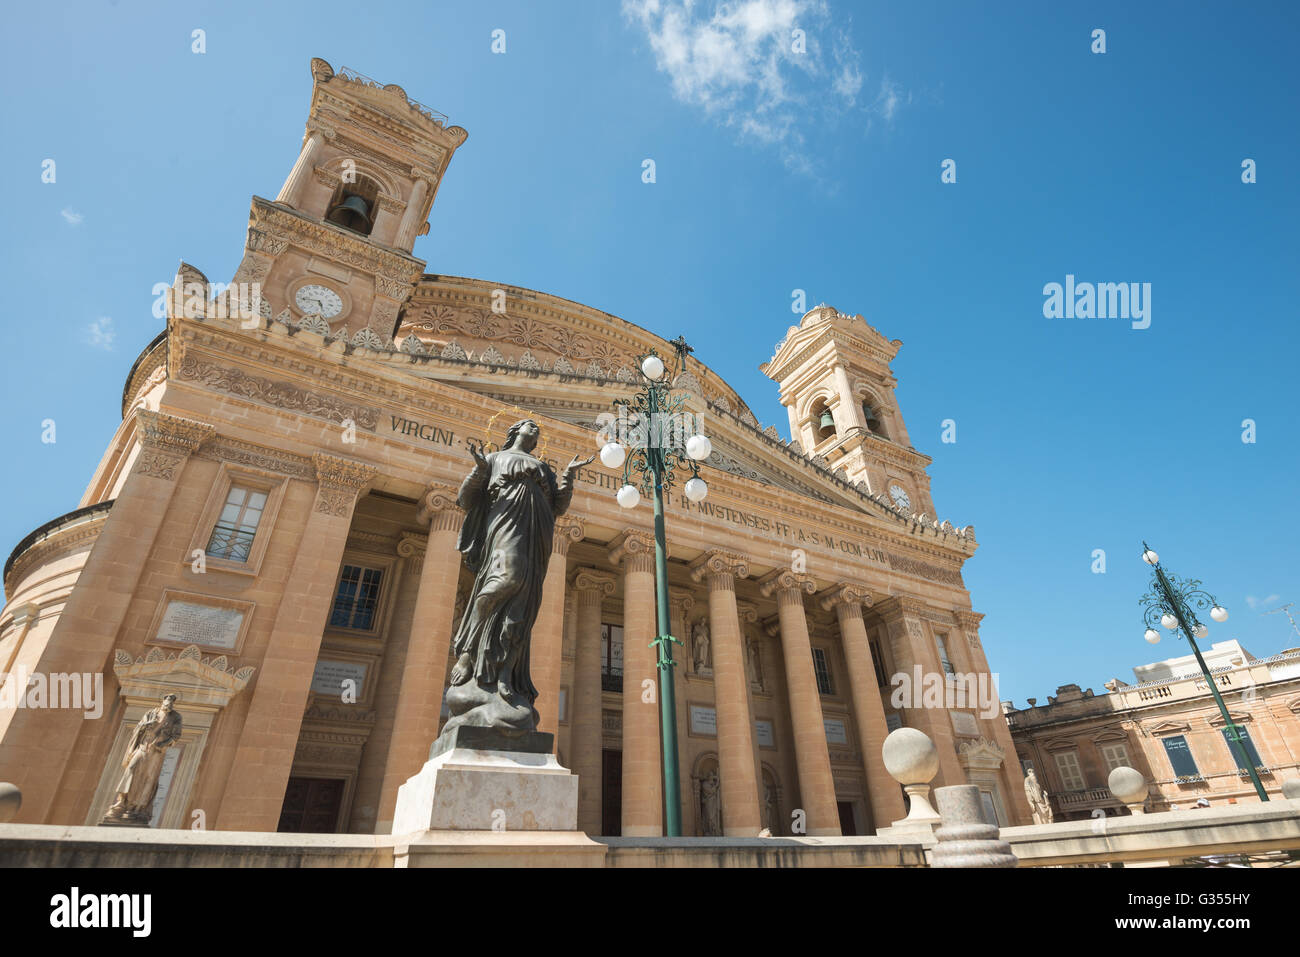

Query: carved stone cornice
[112,644,255,712]
[375,274,414,301]
[553,516,585,556]
[176,353,380,431]
[5,509,109,596]
[757,568,816,600]
[873,595,930,626]
[312,167,343,190]
[572,567,617,606]
[688,550,750,590]
[955,610,985,633]
[608,528,657,574]
[375,193,406,215]
[249,198,423,285]
[194,436,316,480]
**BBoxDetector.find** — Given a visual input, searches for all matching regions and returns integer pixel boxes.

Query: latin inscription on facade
[689,706,717,736]
[310,660,367,697]
[823,718,848,744]
[155,600,244,650]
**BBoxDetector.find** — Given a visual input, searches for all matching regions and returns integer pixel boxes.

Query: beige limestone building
[1006,639,1300,820]
[0,59,1030,839]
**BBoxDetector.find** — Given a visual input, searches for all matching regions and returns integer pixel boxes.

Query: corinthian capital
[136,409,215,456]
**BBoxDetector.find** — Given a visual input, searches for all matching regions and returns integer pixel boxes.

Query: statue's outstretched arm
[554,452,596,516]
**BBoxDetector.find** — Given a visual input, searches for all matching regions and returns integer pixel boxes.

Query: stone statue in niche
[699,768,722,836]
[692,619,711,675]
[746,637,764,692]
[1023,767,1054,825]
[762,776,779,833]
[444,419,594,733]
[101,693,183,827]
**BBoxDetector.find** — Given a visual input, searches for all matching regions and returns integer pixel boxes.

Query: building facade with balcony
[1005,640,1300,820]
[0,59,1030,840]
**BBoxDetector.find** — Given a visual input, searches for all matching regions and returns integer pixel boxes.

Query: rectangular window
[1221,725,1264,771]
[330,565,383,630]
[868,631,889,687]
[1054,751,1085,790]
[935,633,956,676]
[1100,743,1130,773]
[601,624,623,692]
[205,485,268,562]
[812,647,834,695]
[1161,735,1200,779]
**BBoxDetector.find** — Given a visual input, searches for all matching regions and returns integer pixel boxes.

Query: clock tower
[219,58,468,342]
[761,304,938,518]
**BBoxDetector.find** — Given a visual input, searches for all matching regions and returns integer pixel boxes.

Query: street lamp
[1137,541,1268,802]
[602,335,710,836]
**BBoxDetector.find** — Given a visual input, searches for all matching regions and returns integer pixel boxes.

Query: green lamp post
[1138,542,1268,802]
[599,335,712,837]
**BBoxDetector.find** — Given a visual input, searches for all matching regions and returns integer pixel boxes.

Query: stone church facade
[0,59,1030,837]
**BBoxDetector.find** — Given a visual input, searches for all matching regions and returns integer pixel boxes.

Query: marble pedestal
[391,726,579,834]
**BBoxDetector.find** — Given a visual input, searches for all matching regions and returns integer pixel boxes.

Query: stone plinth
[392,727,578,834]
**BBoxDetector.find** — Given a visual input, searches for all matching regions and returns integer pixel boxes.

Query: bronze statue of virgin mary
[443,419,594,733]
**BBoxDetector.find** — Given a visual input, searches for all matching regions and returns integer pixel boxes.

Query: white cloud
[623,0,897,175]
[1245,594,1281,610]
[60,208,84,225]
[85,316,114,351]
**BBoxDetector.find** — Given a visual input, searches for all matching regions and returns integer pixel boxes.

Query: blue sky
[3,0,1297,703]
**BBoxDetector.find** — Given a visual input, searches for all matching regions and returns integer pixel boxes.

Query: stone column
[609,529,662,837]
[533,517,584,742]
[956,610,1032,824]
[275,126,327,207]
[216,453,376,831]
[393,176,430,250]
[759,569,841,836]
[821,583,906,829]
[570,568,615,835]
[669,588,695,833]
[0,410,213,824]
[689,551,761,836]
[373,485,463,831]
[831,363,862,432]
[875,597,964,789]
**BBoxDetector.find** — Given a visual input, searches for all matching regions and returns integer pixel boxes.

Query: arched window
[861,399,889,439]
[325,175,380,236]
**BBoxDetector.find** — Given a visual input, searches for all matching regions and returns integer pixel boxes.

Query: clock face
[889,484,911,510]
[294,283,344,319]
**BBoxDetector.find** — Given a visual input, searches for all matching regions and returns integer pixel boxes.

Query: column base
[393,726,578,834]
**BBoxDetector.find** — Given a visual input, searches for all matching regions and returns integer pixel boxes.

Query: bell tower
[761,305,937,517]
[225,58,468,342]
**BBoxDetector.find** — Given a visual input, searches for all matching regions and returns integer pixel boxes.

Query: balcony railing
[1057,787,1116,809]
[601,673,623,694]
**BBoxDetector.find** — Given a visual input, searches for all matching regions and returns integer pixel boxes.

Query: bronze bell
[326,193,372,233]
[818,409,836,432]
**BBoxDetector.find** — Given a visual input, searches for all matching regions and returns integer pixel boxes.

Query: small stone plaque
[155,600,244,650]
[689,705,717,736]
[754,719,775,748]
[823,717,848,745]
[310,660,367,697]
[951,711,980,736]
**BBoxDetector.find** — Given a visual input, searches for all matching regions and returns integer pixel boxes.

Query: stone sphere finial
[0,782,21,823]
[1282,779,1300,801]
[883,727,939,785]
[1108,766,1149,814]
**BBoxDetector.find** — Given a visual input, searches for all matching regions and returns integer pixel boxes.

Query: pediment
[1090,726,1129,744]
[1147,720,1192,736]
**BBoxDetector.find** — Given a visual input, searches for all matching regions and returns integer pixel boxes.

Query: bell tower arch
[761,305,936,517]
[223,58,469,343]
